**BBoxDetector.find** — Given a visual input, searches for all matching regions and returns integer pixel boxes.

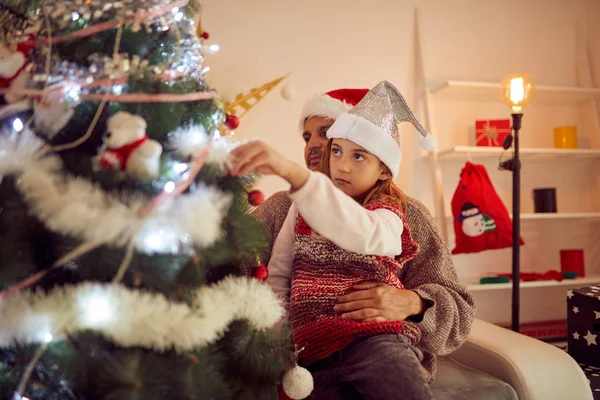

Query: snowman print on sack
[458,202,496,237]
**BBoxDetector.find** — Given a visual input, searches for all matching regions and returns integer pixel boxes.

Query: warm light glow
[112,85,124,95]
[510,77,524,103]
[42,332,53,343]
[79,292,114,327]
[173,163,188,174]
[164,181,176,193]
[501,74,535,112]
[12,118,24,132]
[135,221,190,254]
[203,44,220,54]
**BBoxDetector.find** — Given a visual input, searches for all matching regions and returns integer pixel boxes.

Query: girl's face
[329,138,390,199]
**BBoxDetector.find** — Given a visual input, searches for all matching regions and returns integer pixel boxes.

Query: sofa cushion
[431,356,518,400]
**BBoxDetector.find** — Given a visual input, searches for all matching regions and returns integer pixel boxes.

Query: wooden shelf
[443,212,600,221]
[518,212,600,221]
[430,80,600,105]
[467,275,600,291]
[432,146,600,160]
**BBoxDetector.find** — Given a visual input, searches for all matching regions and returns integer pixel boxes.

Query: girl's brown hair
[320,139,407,212]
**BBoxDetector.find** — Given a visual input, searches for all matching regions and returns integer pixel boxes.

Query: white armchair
[434,319,593,400]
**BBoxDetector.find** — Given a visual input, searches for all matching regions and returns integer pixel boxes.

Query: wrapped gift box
[567,285,600,367]
[577,362,600,399]
[475,119,511,147]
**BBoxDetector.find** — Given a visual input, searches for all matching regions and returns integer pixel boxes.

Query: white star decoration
[567,290,574,299]
[583,331,597,346]
[573,306,579,314]
[595,311,600,320]
[573,331,580,340]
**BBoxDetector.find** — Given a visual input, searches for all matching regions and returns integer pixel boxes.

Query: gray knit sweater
[251,191,475,382]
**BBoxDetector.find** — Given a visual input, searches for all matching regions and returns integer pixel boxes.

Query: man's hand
[228,140,309,191]
[334,281,427,322]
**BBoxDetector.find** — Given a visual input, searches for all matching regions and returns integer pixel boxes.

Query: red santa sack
[451,161,524,255]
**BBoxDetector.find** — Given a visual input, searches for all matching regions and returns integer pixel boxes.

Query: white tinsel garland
[0,276,284,352]
[0,128,232,253]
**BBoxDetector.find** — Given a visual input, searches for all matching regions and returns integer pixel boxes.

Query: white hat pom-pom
[282,365,314,399]
[420,132,437,151]
[281,83,295,101]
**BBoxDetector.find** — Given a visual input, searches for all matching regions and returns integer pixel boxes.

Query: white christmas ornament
[95,111,163,180]
[281,84,295,101]
[282,365,314,399]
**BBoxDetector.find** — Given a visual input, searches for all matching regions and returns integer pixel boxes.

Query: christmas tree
[0,1,301,399]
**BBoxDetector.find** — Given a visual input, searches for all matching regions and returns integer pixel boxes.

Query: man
[252,88,475,382]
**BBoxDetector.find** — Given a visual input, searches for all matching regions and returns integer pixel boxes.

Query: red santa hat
[299,88,369,130]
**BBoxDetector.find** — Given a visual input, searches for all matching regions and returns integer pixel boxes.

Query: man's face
[302,116,334,171]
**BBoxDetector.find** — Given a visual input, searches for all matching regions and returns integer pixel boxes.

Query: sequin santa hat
[299,88,369,129]
[326,80,437,178]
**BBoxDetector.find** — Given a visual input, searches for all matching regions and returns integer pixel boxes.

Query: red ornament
[248,190,264,206]
[225,114,239,130]
[251,265,269,281]
[201,31,210,40]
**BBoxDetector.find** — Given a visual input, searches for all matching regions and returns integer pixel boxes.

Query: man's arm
[250,190,292,265]
[400,197,476,355]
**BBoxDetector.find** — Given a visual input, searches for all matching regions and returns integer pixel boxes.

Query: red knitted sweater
[290,201,421,367]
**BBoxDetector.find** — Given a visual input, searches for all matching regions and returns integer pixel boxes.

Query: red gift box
[475,119,511,147]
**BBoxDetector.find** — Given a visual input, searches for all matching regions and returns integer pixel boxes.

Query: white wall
[201,0,600,325]
[202,0,593,191]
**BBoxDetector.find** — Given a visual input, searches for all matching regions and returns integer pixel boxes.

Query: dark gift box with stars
[567,285,600,367]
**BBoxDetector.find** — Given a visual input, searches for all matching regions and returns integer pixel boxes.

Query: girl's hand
[228,140,309,191]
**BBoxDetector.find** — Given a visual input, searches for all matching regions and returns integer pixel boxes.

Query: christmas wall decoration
[0,1,298,399]
[451,162,524,254]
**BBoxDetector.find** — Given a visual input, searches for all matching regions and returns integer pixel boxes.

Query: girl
[228,81,436,400]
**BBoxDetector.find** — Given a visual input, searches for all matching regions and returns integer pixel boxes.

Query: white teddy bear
[0,41,32,104]
[95,111,163,181]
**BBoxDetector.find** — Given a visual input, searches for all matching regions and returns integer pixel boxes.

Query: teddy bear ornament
[0,41,31,105]
[95,111,163,181]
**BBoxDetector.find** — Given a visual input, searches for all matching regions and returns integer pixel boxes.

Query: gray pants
[307,334,434,400]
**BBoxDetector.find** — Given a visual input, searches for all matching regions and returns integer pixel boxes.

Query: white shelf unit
[467,276,600,292]
[432,146,600,161]
[429,81,600,105]
[427,143,600,235]
[442,212,600,221]
[412,9,600,326]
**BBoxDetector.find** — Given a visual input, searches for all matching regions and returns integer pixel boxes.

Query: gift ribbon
[0,87,213,103]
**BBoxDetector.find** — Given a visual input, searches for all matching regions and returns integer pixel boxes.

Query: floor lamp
[500,74,535,332]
